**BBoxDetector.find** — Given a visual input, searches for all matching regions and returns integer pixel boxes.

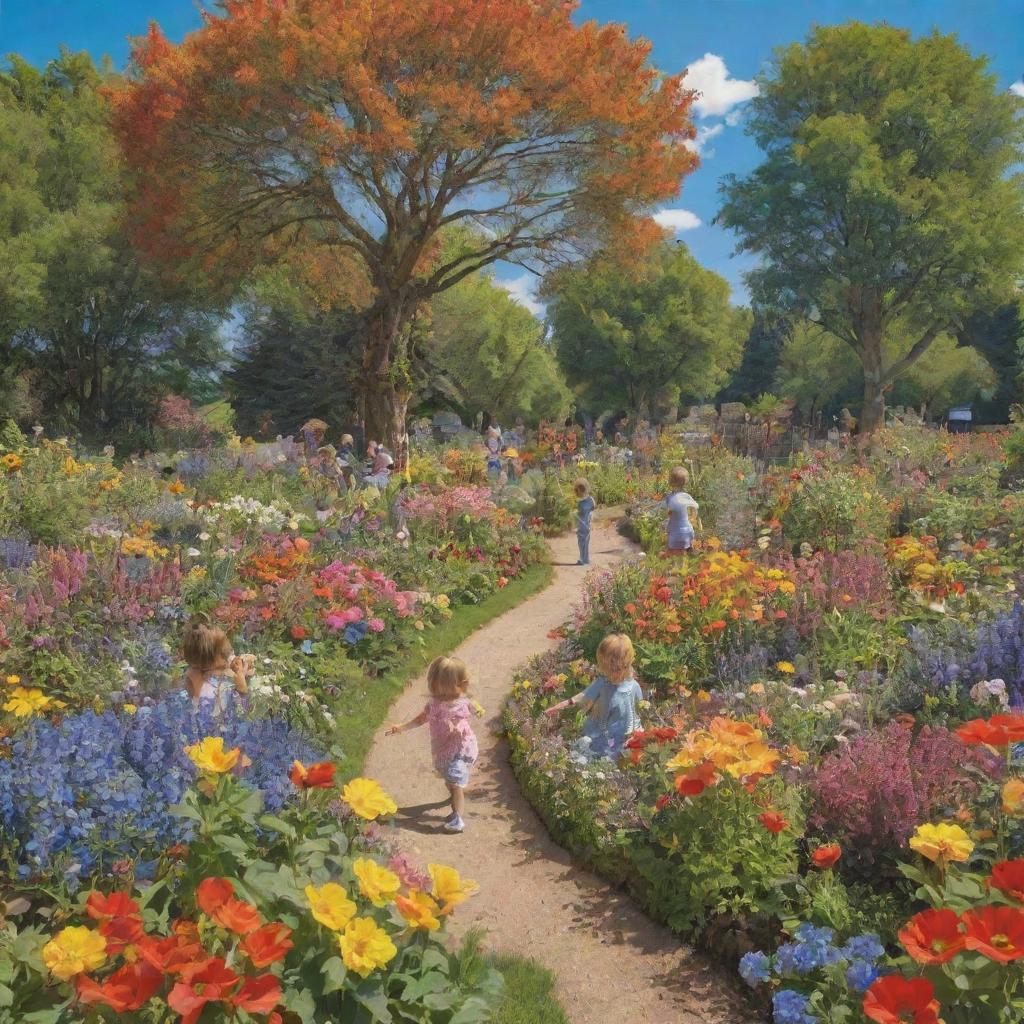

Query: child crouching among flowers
[386,657,479,834]
[545,633,643,763]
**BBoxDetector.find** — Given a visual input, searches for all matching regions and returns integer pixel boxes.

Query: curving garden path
[365,513,759,1024]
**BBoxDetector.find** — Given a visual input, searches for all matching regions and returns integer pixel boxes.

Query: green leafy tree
[774,321,859,421]
[718,312,789,405]
[546,240,747,416]
[959,302,1024,423]
[719,22,1024,432]
[0,51,223,442]
[430,271,570,425]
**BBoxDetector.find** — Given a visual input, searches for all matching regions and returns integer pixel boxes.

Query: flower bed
[505,425,1024,1023]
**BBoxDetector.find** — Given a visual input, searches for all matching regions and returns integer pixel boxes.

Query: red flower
[674,760,719,797]
[990,860,1024,903]
[195,876,262,935]
[289,760,336,789]
[898,908,966,964]
[136,926,206,976]
[955,718,1011,747]
[990,715,1024,742]
[758,811,787,834]
[76,961,163,1013]
[85,891,140,922]
[84,890,145,954]
[232,973,283,1014]
[863,976,941,1024]
[290,624,308,640]
[962,905,1024,962]
[810,844,841,870]
[197,877,234,915]
[241,923,294,968]
[168,958,240,1024]
[655,794,673,811]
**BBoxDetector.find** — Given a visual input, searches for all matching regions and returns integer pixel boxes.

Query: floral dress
[425,697,479,785]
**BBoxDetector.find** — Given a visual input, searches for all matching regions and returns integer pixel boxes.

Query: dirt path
[364,514,758,1024]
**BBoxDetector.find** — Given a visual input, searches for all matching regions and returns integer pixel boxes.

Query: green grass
[489,953,569,1024]
[337,559,554,778]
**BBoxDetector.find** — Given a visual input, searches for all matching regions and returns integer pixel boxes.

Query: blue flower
[344,620,369,645]
[772,989,816,1024]
[794,924,836,945]
[739,951,771,987]
[841,933,885,963]
[845,959,879,993]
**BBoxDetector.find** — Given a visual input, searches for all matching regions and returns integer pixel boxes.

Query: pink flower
[324,613,346,631]
[368,618,385,633]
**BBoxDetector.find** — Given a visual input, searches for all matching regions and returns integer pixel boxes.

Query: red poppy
[962,905,1024,962]
[241,923,294,968]
[232,973,283,1014]
[85,891,140,922]
[898,908,966,964]
[674,760,718,797]
[811,844,841,870]
[955,718,1011,747]
[168,958,240,1024]
[197,877,235,915]
[289,760,336,789]
[990,715,1024,742]
[863,976,941,1024]
[758,811,787,834]
[195,877,262,935]
[991,860,1024,903]
[76,961,163,1013]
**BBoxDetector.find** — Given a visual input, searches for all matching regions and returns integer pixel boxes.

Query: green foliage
[546,240,748,414]
[780,468,890,553]
[487,953,569,1024]
[720,22,1024,429]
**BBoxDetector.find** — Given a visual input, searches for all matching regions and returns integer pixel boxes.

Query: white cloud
[1011,82,1024,97]
[685,53,758,118]
[684,122,724,156]
[498,273,545,318]
[653,208,702,233]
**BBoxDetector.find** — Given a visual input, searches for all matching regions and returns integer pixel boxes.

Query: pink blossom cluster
[400,485,495,531]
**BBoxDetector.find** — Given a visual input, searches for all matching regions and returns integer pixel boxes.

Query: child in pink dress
[386,656,479,833]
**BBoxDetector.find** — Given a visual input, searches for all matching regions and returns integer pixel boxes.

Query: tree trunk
[360,297,412,467]
[859,321,886,434]
[363,380,409,469]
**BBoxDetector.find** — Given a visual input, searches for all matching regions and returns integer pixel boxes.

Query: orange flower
[898,908,965,964]
[991,714,1024,742]
[863,976,941,1024]
[196,877,262,935]
[241,923,294,967]
[674,760,719,797]
[758,811,787,834]
[810,844,841,870]
[956,718,1012,747]
[962,905,1024,962]
[289,760,336,789]
[77,961,163,1013]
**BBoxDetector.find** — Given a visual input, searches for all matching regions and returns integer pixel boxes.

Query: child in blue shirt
[545,633,642,760]
[574,478,596,566]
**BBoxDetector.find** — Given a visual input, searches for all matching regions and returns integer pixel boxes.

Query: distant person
[664,465,699,554]
[574,478,596,566]
[363,446,394,489]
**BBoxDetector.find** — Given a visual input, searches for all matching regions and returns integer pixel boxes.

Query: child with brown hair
[665,465,699,553]
[545,633,642,761]
[574,477,596,566]
[386,656,479,833]
[180,617,253,717]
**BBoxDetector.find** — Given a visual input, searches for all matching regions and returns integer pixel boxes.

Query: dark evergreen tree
[718,313,789,404]
[959,303,1023,423]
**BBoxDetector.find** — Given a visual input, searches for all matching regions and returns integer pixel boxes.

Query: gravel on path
[364,513,761,1024]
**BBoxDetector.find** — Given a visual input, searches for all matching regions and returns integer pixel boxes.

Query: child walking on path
[574,478,596,566]
[386,656,479,833]
[664,465,699,554]
[545,633,642,761]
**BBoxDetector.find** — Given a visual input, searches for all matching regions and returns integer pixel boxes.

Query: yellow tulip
[395,890,441,932]
[338,917,397,977]
[908,822,974,868]
[305,883,357,931]
[341,778,397,821]
[353,858,401,907]
[42,926,107,980]
[428,864,479,915]
[184,736,241,775]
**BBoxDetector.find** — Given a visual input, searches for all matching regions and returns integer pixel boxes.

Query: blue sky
[4,0,1023,311]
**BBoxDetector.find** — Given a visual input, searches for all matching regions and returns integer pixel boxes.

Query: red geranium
[863,976,941,1024]
[810,844,841,870]
[990,860,1024,903]
[955,718,1012,747]
[898,908,966,964]
[289,760,336,789]
[758,811,787,834]
[77,961,163,1013]
[962,905,1024,962]
[241,923,294,968]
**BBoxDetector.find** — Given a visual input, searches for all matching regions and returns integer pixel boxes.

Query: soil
[364,513,760,1024]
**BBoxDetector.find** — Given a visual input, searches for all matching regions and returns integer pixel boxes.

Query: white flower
[186,548,201,558]
[198,532,211,542]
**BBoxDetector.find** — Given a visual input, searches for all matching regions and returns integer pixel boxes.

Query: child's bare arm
[544,691,592,717]
[386,709,428,735]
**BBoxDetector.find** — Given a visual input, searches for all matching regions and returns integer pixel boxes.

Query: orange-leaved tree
[109,0,696,455]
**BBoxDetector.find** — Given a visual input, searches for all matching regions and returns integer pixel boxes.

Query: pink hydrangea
[368,618,386,633]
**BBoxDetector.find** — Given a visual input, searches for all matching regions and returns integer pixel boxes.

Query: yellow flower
[434,594,450,609]
[305,883,357,931]
[184,736,241,775]
[122,704,137,715]
[168,480,186,495]
[428,864,479,915]
[4,675,21,686]
[696,690,711,702]
[42,926,107,980]
[776,661,796,674]
[352,858,400,907]
[908,822,974,868]
[62,456,83,476]
[785,744,809,766]
[3,686,52,718]
[1,453,23,472]
[748,683,766,695]
[338,917,397,977]
[341,778,398,821]
[395,890,441,931]
[1003,778,1024,816]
